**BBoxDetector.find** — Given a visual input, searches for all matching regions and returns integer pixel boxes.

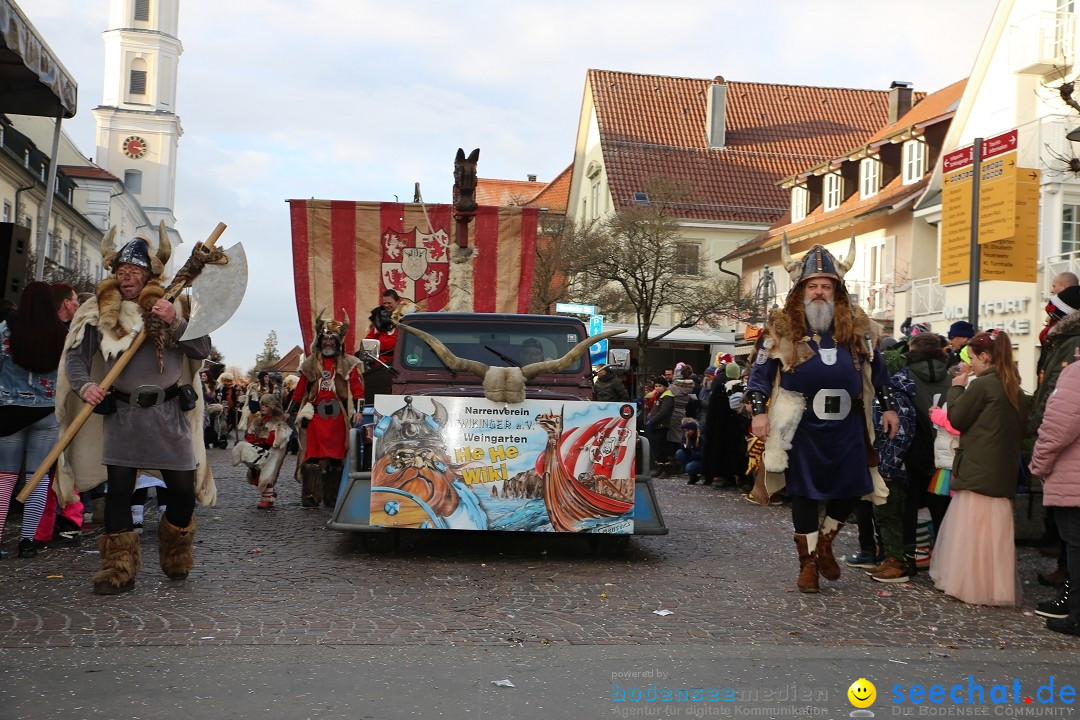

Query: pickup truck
[327,312,668,545]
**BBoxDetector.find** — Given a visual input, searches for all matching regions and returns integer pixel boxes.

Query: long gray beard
[804,298,835,334]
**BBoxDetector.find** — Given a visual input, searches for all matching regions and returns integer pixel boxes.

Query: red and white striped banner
[288,200,538,353]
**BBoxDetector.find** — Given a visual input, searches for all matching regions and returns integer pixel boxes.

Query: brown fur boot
[159,516,196,580]
[794,533,820,593]
[816,517,844,581]
[300,463,321,507]
[92,531,141,595]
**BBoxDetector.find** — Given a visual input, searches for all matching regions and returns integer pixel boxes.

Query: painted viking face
[320,333,341,357]
[116,263,149,301]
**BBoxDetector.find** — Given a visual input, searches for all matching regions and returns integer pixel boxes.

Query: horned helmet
[313,308,350,357]
[373,396,449,459]
[780,232,856,286]
[100,221,172,279]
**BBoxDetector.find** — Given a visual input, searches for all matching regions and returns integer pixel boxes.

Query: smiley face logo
[847,678,876,708]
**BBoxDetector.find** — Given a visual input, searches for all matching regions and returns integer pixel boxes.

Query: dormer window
[902,139,927,184]
[824,173,843,212]
[860,157,881,199]
[791,185,809,222]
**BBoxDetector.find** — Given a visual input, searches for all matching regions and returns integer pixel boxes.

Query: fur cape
[53,287,217,507]
[758,304,889,505]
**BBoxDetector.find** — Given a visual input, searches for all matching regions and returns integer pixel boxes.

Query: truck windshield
[399,320,588,374]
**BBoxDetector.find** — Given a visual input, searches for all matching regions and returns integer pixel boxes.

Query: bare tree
[529,215,573,314]
[567,179,754,377]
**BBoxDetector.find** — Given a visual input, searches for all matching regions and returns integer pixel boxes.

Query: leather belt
[806,388,856,421]
[315,400,342,418]
[112,384,181,408]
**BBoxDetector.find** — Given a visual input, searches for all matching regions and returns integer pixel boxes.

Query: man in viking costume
[746,236,898,593]
[59,229,214,595]
[232,393,293,509]
[288,311,364,507]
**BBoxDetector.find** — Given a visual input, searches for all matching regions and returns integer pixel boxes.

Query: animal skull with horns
[779,232,856,285]
[396,323,626,404]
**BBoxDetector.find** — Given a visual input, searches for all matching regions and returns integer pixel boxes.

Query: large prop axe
[17,222,246,503]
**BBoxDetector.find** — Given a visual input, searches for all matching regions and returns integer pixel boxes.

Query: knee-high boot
[92,531,141,595]
[301,463,321,507]
[816,517,844,581]
[322,463,341,508]
[793,533,820,593]
[158,516,196,580]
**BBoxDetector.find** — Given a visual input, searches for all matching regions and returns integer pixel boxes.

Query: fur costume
[231,404,292,493]
[757,302,889,505]
[53,289,216,507]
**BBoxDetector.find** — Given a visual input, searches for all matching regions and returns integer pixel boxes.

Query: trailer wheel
[358,529,399,553]
[588,534,631,556]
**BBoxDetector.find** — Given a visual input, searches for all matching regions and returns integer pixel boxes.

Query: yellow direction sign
[978,151,1017,244]
[940,166,974,284]
[980,169,1039,282]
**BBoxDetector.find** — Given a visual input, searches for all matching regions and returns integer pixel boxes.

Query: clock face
[122,135,147,159]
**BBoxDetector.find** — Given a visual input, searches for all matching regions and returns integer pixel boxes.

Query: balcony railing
[910,277,946,317]
[846,279,896,318]
[1045,249,1080,296]
[1011,10,1075,75]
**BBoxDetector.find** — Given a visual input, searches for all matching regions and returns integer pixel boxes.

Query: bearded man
[61,231,214,595]
[288,311,364,507]
[746,237,898,593]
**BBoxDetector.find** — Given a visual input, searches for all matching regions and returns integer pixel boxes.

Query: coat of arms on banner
[381,227,450,302]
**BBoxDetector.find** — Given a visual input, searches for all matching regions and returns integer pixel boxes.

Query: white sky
[23,0,999,370]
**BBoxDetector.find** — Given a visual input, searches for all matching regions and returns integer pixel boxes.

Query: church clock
[122,135,148,159]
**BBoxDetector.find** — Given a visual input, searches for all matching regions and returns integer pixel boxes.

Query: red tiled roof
[865,79,965,145]
[527,163,572,213]
[475,177,548,207]
[589,70,900,222]
[723,79,966,261]
[59,165,119,181]
[265,345,303,373]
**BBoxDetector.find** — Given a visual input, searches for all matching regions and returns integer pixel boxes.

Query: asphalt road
[1,447,1077,719]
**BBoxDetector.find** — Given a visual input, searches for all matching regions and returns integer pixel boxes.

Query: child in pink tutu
[929,330,1026,606]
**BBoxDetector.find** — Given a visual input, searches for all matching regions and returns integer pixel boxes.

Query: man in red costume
[288,311,363,507]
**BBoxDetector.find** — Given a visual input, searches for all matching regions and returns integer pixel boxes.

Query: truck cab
[328,312,667,539]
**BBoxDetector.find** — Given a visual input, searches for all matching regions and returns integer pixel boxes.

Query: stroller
[204,403,229,449]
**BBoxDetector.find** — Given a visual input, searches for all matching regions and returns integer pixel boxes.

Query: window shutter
[130,70,147,95]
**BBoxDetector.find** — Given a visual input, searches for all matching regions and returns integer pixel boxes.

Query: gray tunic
[65,317,211,471]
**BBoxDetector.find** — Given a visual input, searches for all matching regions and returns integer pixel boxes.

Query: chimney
[888,81,914,123]
[706,76,727,149]
[527,174,537,182]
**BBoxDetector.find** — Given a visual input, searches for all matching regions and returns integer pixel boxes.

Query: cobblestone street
[0,447,1071,653]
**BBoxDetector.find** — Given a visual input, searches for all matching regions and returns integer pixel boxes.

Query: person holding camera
[63,235,213,595]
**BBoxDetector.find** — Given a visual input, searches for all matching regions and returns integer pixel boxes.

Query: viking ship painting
[535,409,633,532]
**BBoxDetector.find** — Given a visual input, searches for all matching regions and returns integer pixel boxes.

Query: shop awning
[0,0,76,118]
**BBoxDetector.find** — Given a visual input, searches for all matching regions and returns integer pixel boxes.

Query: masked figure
[232,393,293,508]
[288,310,364,507]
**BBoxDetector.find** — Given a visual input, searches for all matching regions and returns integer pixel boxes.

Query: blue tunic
[749,331,888,500]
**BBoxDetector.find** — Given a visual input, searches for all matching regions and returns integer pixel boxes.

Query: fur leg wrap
[793,533,820,593]
[92,531,141,595]
[159,516,196,580]
[816,517,844,581]
[301,463,322,507]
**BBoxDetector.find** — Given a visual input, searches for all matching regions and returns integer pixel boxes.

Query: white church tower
[93,0,183,240]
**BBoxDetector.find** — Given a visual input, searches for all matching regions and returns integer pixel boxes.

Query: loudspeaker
[0,222,30,305]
